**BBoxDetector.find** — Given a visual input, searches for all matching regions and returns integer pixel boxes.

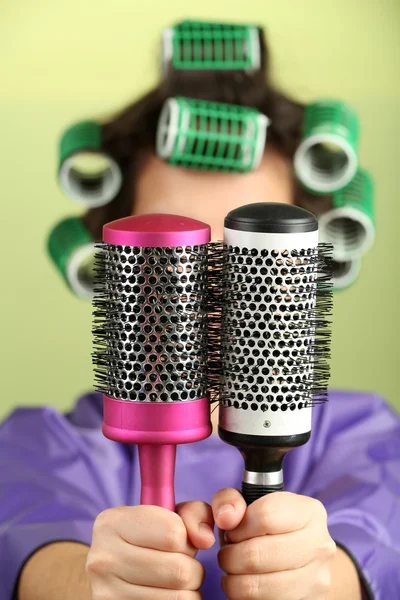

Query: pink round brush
[93,214,212,510]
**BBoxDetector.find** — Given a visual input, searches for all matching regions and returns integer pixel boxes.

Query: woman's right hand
[86,502,216,599]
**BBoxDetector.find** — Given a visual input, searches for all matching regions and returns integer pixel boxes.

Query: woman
[1,25,399,600]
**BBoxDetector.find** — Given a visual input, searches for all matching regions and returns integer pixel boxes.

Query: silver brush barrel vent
[93,243,209,403]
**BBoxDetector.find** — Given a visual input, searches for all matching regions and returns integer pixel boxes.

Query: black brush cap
[224,202,318,233]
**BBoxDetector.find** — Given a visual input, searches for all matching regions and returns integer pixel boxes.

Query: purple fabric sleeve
[0,394,132,599]
[288,391,400,600]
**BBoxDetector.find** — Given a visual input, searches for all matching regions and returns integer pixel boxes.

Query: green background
[1,0,399,419]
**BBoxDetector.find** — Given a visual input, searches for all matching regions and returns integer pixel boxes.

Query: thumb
[212,488,246,534]
[176,500,216,551]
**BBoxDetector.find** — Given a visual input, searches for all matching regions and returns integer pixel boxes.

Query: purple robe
[0,391,399,599]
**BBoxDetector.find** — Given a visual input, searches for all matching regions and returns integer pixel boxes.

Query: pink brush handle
[138,444,176,511]
[103,396,211,512]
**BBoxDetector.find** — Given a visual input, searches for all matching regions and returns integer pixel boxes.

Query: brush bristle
[92,243,109,393]
[206,241,224,403]
[311,243,334,402]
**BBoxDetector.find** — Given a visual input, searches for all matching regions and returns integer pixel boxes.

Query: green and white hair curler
[58,121,122,207]
[332,257,362,291]
[294,100,359,195]
[156,96,269,172]
[318,169,375,261]
[47,216,99,299]
[162,20,261,73]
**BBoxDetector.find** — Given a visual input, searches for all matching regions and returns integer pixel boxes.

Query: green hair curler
[319,169,375,261]
[294,100,359,194]
[162,20,261,72]
[332,257,361,291]
[156,96,269,172]
[47,216,99,299]
[58,121,122,207]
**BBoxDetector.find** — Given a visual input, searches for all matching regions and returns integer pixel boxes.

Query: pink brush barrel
[103,396,212,445]
[101,214,212,511]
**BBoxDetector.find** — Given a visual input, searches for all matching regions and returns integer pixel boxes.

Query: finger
[218,527,335,574]
[88,543,205,590]
[221,561,331,600]
[227,492,327,543]
[93,506,196,557]
[91,576,202,600]
[177,500,216,550]
[212,488,247,533]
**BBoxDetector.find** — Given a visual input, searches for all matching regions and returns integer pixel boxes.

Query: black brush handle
[242,479,284,505]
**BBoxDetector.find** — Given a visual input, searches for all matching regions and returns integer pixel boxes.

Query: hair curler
[332,257,361,291]
[162,20,261,73]
[92,214,215,510]
[294,100,359,195]
[47,216,98,299]
[156,96,269,173]
[58,120,122,207]
[216,203,333,504]
[318,169,375,261]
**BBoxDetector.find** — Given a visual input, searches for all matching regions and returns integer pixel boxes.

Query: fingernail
[223,531,231,543]
[199,522,215,540]
[216,504,235,518]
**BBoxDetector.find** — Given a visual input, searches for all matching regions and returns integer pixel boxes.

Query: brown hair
[82,28,331,240]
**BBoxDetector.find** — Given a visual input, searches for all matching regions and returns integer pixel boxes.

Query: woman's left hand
[213,488,337,600]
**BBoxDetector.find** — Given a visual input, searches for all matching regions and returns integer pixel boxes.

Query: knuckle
[93,508,121,533]
[85,550,114,576]
[262,491,281,510]
[165,591,195,600]
[188,500,206,512]
[217,547,227,572]
[224,575,260,600]
[172,558,194,589]
[258,500,275,531]
[92,510,111,533]
[164,521,187,552]
[319,539,337,561]
[242,540,261,573]
[315,569,332,594]
[178,500,206,521]
[239,575,261,600]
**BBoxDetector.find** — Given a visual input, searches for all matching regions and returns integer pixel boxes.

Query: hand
[213,489,337,600]
[86,503,215,599]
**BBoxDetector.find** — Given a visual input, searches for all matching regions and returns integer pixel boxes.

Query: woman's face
[133,146,294,236]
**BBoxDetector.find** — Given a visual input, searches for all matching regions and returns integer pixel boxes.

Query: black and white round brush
[216,203,333,504]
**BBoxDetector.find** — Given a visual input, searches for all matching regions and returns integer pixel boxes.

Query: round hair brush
[216,203,333,504]
[92,214,216,510]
